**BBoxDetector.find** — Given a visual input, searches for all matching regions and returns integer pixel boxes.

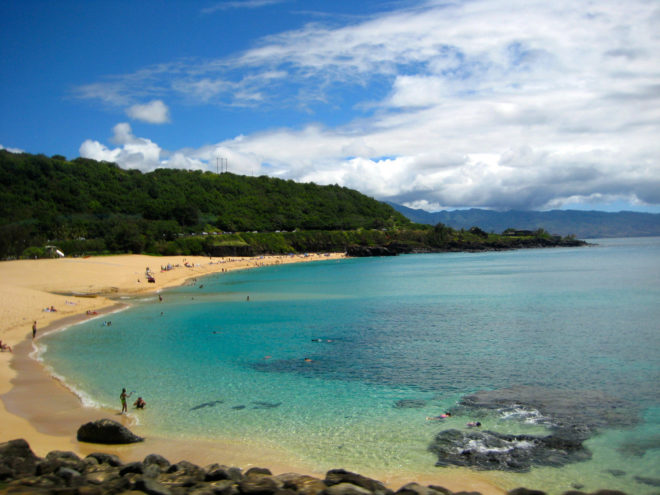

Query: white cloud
[80,123,163,172]
[126,100,171,124]
[0,144,24,153]
[75,0,660,210]
[202,0,285,14]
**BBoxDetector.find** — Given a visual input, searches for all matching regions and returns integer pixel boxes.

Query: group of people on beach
[120,388,146,413]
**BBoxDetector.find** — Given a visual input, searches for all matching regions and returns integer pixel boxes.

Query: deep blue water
[41,238,660,494]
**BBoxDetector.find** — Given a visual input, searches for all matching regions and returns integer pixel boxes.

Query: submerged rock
[458,386,638,433]
[77,418,144,444]
[428,429,591,472]
[394,399,427,409]
[428,385,639,472]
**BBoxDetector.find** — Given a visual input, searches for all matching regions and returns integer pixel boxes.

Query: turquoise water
[42,238,660,493]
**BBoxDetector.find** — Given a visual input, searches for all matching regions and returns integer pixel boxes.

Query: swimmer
[304,357,313,362]
[426,412,451,420]
[133,397,146,409]
[467,421,482,427]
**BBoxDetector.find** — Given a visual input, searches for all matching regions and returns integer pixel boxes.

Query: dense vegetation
[0,151,410,258]
[0,151,583,259]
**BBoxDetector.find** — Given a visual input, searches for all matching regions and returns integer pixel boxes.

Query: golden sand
[0,253,504,494]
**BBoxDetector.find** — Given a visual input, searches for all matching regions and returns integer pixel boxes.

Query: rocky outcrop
[76,418,144,444]
[0,439,629,495]
[428,386,639,472]
[346,246,399,257]
[429,429,591,472]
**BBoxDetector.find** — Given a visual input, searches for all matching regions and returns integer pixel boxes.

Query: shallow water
[42,238,660,493]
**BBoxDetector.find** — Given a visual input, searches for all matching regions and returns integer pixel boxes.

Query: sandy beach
[0,253,504,494]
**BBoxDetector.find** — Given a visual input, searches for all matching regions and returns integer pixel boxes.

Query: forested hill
[0,151,409,257]
[389,203,660,238]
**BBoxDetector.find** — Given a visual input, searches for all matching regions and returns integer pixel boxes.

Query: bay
[41,237,660,494]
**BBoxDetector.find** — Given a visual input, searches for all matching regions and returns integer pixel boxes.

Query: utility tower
[216,157,228,173]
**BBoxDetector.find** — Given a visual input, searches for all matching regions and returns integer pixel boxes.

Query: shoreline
[0,253,505,494]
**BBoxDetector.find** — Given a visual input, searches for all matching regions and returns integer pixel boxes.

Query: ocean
[40,237,660,494]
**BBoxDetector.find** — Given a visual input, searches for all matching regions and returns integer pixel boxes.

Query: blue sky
[2,0,659,213]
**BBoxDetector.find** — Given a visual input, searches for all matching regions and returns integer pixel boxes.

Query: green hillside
[0,151,585,259]
[0,151,409,258]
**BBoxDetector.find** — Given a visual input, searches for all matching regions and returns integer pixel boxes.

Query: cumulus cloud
[126,100,171,124]
[80,123,163,172]
[75,0,660,210]
[0,144,24,153]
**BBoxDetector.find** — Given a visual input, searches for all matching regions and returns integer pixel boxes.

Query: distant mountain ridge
[388,203,660,239]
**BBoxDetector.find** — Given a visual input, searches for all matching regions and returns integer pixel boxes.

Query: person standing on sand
[120,388,133,414]
[32,321,37,339]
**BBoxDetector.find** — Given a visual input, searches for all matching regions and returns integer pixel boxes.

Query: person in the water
[426,412,451,420]
[120,388,133,414]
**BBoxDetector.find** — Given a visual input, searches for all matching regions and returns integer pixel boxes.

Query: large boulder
[0,438,40,480]
[77,418,144,444]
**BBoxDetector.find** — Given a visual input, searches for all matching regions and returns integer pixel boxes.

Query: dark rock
[616,434,660,457]
[347,246,398,257]
[246,467,273,477]
[395,482,443,495]
[239,474,282,495]
[120,461,145,476]
[167,460,206,481]
[591,491,629,495]
[603,469,626,477]
[323,482,374,495]
[325,469,390,495]
[208,479,242,495]
[143,464,162,479]
[205,464,244,482]
[85,468,121,485]
[275,489,299,495]
[77,418,144,444]
[134,476,174,495]
[36,450,87,477]
[633,475,660,487]
[85,452,123,466]
[429,429,591,472]
[394,400,427,409]
[78,486,104,495]
[0,438,39,479]
[56,466,83,485]
[275,473,327,495]
[459,386,638,434]
[427,485,453,495]
[144,453,171,471]
[252,401,282,410]
[508,489,547,495]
